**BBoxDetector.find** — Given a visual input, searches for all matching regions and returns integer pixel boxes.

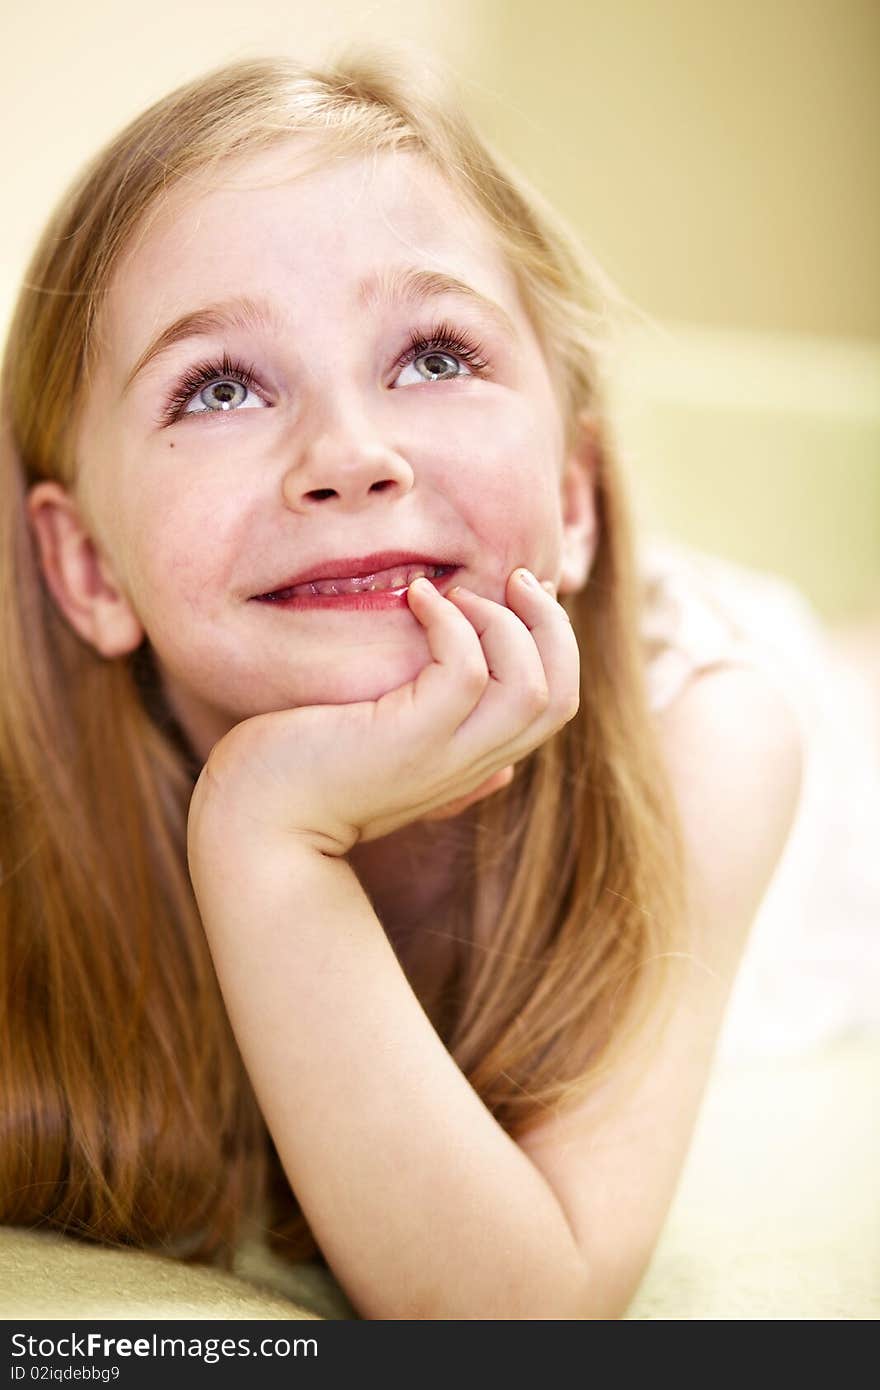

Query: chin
[267,651,429,710]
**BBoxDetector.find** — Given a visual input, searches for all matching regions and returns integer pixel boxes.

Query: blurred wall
[3,0,877,617]
[471,0,880,339]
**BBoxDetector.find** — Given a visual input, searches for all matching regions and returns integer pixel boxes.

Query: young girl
[0,49,803,1320]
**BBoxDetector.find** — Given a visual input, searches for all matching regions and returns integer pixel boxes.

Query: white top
[638,539,880,1063]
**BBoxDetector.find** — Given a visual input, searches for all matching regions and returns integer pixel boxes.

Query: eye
[395,350,468,386]
[392,321,490,388]
[185,377,261,414]
[157,353,267,426]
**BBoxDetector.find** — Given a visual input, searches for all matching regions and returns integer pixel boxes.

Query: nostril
[305,480,398,500]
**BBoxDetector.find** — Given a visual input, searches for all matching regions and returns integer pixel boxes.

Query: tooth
[276,563,445,598]
[386,567,416,589]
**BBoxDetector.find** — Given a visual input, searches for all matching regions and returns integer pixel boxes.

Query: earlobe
[26,481,144,659]
[557,411,601,595]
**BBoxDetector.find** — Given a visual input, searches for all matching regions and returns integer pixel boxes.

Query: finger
[443,577,551,743]
[503,568,580,722]
[444,569,580,760]
[374,574,489,738]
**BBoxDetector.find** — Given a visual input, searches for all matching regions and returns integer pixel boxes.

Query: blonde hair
[0,48,686,1269]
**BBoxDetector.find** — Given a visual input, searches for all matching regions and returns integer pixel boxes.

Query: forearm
[189,833,591,1320]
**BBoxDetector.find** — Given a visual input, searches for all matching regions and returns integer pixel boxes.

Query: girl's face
[30,142,597,761]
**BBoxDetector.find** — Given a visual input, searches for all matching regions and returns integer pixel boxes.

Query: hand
[187,568,579,858]
[418,762,515,820]
[418,581,558,821]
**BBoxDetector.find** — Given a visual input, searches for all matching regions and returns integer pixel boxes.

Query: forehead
[104,141,527,343]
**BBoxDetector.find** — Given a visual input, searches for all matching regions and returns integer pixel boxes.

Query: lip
[251,551,459,599]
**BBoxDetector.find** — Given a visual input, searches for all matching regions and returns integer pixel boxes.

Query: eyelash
[156,319,492,427]
[157,352,261,428]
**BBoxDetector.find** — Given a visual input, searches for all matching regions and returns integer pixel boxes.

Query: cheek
[438,397,563,573]
[122,481,236,632]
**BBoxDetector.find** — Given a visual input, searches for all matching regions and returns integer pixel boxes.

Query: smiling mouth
[258,562,457,600]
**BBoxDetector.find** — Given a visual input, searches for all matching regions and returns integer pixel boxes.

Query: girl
[0,49,803,1320]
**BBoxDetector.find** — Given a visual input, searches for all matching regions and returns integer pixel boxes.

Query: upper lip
[252,550,459,597]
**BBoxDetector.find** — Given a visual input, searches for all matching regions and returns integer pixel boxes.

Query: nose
[281,405,415,513]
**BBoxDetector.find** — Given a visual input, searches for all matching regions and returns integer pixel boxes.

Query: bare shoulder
[653,663,805,964]
[515,663,805,1318]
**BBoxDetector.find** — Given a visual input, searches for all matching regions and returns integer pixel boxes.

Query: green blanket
[2,1035,877,1320]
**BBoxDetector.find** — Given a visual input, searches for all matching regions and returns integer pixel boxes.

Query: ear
[26,481,145,659]
[557,409,601,595]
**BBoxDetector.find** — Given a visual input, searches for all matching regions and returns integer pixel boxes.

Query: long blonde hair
[0,48,686,1269]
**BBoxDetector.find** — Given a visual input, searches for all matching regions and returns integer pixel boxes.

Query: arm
[193,665,802,1321]
[185,570,582,1318]
[190,827,592,1321]
[516,665,805,1317]
[190,580,801,1319]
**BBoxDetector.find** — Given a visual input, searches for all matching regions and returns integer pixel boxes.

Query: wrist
[187,772,357,867]
[187,817,363,945]
[187,796,348,900]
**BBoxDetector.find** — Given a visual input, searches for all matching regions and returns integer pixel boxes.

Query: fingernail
[409,576,434,595]
[517,568,538,589]
[541,581,556,596]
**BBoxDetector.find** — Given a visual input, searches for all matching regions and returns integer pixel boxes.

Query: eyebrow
[121,297,283,396]
[121,264,519,396]
[358,265,518,340]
